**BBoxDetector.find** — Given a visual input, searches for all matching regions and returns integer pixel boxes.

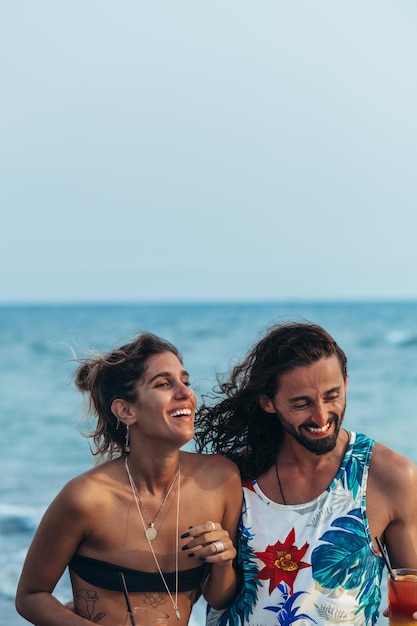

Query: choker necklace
[125,457,181,621]
[275,459,287,505]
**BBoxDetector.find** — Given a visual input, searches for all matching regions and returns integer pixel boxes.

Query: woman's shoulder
[182,451,241,482]
[55,459,122,511]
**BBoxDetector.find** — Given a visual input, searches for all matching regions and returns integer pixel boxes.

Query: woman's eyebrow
[147,369,189,384]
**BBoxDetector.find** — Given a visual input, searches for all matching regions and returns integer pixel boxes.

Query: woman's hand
[180,520,236,565]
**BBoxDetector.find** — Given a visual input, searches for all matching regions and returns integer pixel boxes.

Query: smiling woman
[15,332,242,626]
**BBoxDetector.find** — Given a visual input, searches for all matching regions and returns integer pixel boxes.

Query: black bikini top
[69,553,206,593]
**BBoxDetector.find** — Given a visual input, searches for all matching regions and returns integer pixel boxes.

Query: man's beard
[275,405,346,456]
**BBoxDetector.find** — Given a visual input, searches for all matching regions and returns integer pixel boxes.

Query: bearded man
[195,322,417,626]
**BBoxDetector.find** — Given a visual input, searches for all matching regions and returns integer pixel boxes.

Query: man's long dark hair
[194,321,347,481]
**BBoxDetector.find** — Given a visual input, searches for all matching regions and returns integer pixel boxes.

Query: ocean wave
[0,547,28,600]
[385,330,417,347]
[0,503,41,535]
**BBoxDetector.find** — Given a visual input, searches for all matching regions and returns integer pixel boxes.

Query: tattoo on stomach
[75,587,106,623]
[143,592,168,608]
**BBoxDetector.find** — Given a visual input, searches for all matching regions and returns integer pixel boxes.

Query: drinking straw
[374,536,396,579]
[375,536,402,603]
[119,571,137,626]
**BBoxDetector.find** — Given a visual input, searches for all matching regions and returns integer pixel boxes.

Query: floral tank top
[207,432,384,626]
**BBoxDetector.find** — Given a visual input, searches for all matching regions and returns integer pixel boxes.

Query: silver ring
[208,521,215,532]
[213,540,224,554]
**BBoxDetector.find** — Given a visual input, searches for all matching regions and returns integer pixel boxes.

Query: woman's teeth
[170,409,192,418]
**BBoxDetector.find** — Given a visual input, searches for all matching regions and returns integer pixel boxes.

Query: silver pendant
[145,524,157,541]
[175,608,181,620]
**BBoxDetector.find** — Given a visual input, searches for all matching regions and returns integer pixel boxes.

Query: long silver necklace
[125,462,179,541]
[275,458,287,505]
[125,457,181,621]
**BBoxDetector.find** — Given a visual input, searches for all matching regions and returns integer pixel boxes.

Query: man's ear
[111,399,136,425]
[259,394,276,414]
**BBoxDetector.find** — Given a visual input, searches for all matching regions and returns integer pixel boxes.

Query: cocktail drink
[388,569,417,626]
[125,606,169,625]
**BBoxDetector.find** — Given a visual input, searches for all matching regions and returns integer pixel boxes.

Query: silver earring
[116,418,120,430]
[125,425,130,453]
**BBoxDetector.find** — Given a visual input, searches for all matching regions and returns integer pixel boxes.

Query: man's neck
[279,428,350,470]
[258,429,350,505]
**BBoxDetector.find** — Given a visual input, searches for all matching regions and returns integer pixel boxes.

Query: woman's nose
[176,381,192,397]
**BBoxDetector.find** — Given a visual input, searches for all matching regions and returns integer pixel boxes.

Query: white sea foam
[0,503,41,533]
[386,329,417,347]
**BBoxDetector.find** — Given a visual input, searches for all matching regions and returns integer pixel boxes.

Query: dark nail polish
[199,557,206,561]
[188,552,195,558]
[181,544,189,551]
[180,532,190,539]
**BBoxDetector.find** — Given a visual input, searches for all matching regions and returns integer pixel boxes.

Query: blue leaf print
[211,512,261,626]
[335,433,372,499]
[312,509,383,625]
[265,590,316,625]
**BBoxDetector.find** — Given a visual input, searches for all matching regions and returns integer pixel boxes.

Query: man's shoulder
[370,441,417,486]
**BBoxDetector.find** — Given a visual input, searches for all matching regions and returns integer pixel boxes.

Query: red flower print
[254,528,311,594]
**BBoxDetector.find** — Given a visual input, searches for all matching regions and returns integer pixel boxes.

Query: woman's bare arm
[16,475,94,626]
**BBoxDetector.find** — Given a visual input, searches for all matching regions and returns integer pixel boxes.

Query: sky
[1,0,417,304]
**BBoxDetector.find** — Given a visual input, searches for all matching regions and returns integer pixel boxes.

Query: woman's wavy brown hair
[75,332,181,462]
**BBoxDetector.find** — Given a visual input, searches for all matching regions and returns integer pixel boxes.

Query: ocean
[1,301,417,625]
